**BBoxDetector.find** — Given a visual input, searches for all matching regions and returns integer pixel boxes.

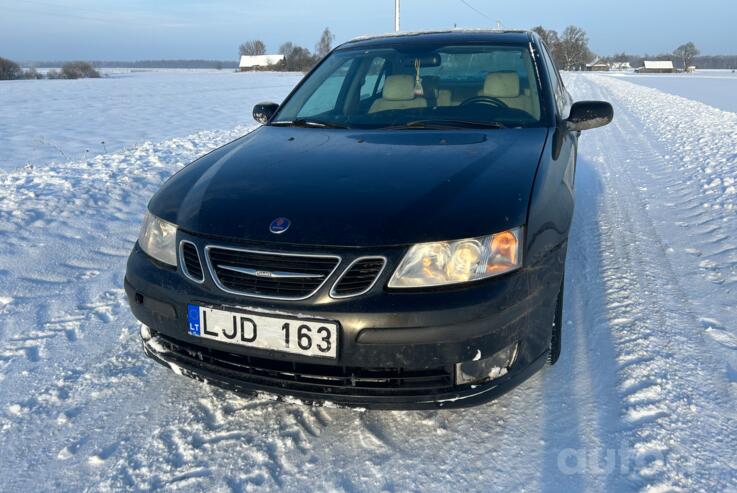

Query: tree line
[532,26,593,70]
[3,25,735,80]
[0,58,100,80]
[532,26,734,70]
[245,25,723,73]
[601,49,737,70]
[238,27,334,72]
[35,60,239,69]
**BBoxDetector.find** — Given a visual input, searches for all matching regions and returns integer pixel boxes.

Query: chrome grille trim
[204,245,342,301]
[217,265,325,279]
[179,240,205,284]
[330,256,387,299]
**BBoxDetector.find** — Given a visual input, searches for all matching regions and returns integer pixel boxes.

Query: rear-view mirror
[401,53,442,68]
[566,101,613,131]
[253,102,279,124]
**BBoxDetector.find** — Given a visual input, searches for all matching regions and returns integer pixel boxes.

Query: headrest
[382,75,417,101]
[482,72,520,98]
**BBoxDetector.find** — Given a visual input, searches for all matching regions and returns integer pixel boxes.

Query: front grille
[207,246,340,300]
[150,333,455,397]
[331,257,386,298]
[180,241,204,282]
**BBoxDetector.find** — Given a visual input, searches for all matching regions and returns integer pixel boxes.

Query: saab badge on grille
[269,217,290,234]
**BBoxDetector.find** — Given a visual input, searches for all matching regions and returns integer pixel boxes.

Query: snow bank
[0,70,302,171]
[609,70,737,113]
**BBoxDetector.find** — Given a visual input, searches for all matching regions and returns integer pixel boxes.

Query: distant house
[636,60,676,73]
[585,59,610,72]
[239,54,285,71]
[611,61,632,71]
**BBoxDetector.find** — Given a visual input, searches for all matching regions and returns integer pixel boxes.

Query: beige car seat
[479,72,534,116]
[369,75,428,113]
[437,89,453,106]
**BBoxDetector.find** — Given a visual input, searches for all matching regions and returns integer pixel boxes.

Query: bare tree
[610,52,629,63]
[673,42,699,69]
[315,27,335,59]
[279,42,316,72]
[558,25,593,70]
[23,67,43,79]
[532,25,564,67]
[0,56,23,80]
[532,26,559,51]
[278,42,295,59]
[239,40,266,57]
[61,61,100,79]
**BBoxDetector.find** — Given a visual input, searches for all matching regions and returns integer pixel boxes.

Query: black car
[125,30,612,409]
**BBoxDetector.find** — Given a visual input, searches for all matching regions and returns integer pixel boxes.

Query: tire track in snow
[581,75,737,392]
[565,73,737,491]
[593,74,737,291]
[540,158,623,492]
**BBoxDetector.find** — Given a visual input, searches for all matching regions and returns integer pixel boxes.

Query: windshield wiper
[383,119,507,130]
[271,118,348,129]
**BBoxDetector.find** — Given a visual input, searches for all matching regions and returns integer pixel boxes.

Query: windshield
[273,43,543,129]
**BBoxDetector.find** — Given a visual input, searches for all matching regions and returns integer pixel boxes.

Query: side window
[540,44,567,118]
[360,57,386,100]
[297,59,353,117]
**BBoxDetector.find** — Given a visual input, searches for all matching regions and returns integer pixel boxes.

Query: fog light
[140,324,152,341]
[455,343,519,385]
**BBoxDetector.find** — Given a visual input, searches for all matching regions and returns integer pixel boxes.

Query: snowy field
[1,71,736,492]
[608,69,737,113]
[0,69,302,171]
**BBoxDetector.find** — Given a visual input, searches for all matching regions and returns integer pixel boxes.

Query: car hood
[149,126,549,247]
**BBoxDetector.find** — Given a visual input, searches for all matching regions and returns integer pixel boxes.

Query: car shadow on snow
[538,154,638,492]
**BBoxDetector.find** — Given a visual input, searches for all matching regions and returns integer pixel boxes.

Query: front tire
[548,279,564,365]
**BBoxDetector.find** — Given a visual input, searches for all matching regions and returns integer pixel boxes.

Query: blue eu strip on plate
[188,304,201,336]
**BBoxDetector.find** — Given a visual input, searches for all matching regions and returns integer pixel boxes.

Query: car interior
[367,71,538,116]
[360,49,542,122]
[368,74,428,113]
[280,45,544,127]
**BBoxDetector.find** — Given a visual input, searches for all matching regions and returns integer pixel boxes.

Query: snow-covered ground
[608,69,737,113]
[0,72,736,492]
[0,69,302,171]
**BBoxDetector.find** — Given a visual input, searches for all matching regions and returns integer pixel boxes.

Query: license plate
[187,304,338,359]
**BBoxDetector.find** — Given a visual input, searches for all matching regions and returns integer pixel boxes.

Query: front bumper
[125,235,565,409]
[142,327,548,409]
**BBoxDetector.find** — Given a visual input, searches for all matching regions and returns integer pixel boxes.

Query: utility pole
[394,0,400,32]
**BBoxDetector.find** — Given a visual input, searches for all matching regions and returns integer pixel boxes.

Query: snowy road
[0,73,735,492]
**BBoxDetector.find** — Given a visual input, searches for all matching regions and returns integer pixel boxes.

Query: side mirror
[566,101,613,131]
[253,102,279,124]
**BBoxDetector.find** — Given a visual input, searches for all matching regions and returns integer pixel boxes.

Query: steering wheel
[460,96,508,108]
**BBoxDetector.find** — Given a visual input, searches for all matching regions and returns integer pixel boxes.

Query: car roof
[338,29,533,50]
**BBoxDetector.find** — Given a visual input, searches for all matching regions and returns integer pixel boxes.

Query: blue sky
[1,0,735,61]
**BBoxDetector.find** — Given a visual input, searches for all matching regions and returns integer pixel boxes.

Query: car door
[525,40,578,271]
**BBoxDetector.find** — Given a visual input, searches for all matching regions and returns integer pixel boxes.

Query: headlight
[388,227,523,288]
[138,211,178,266]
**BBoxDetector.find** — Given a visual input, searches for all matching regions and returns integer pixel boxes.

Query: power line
[457,0,493,21]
